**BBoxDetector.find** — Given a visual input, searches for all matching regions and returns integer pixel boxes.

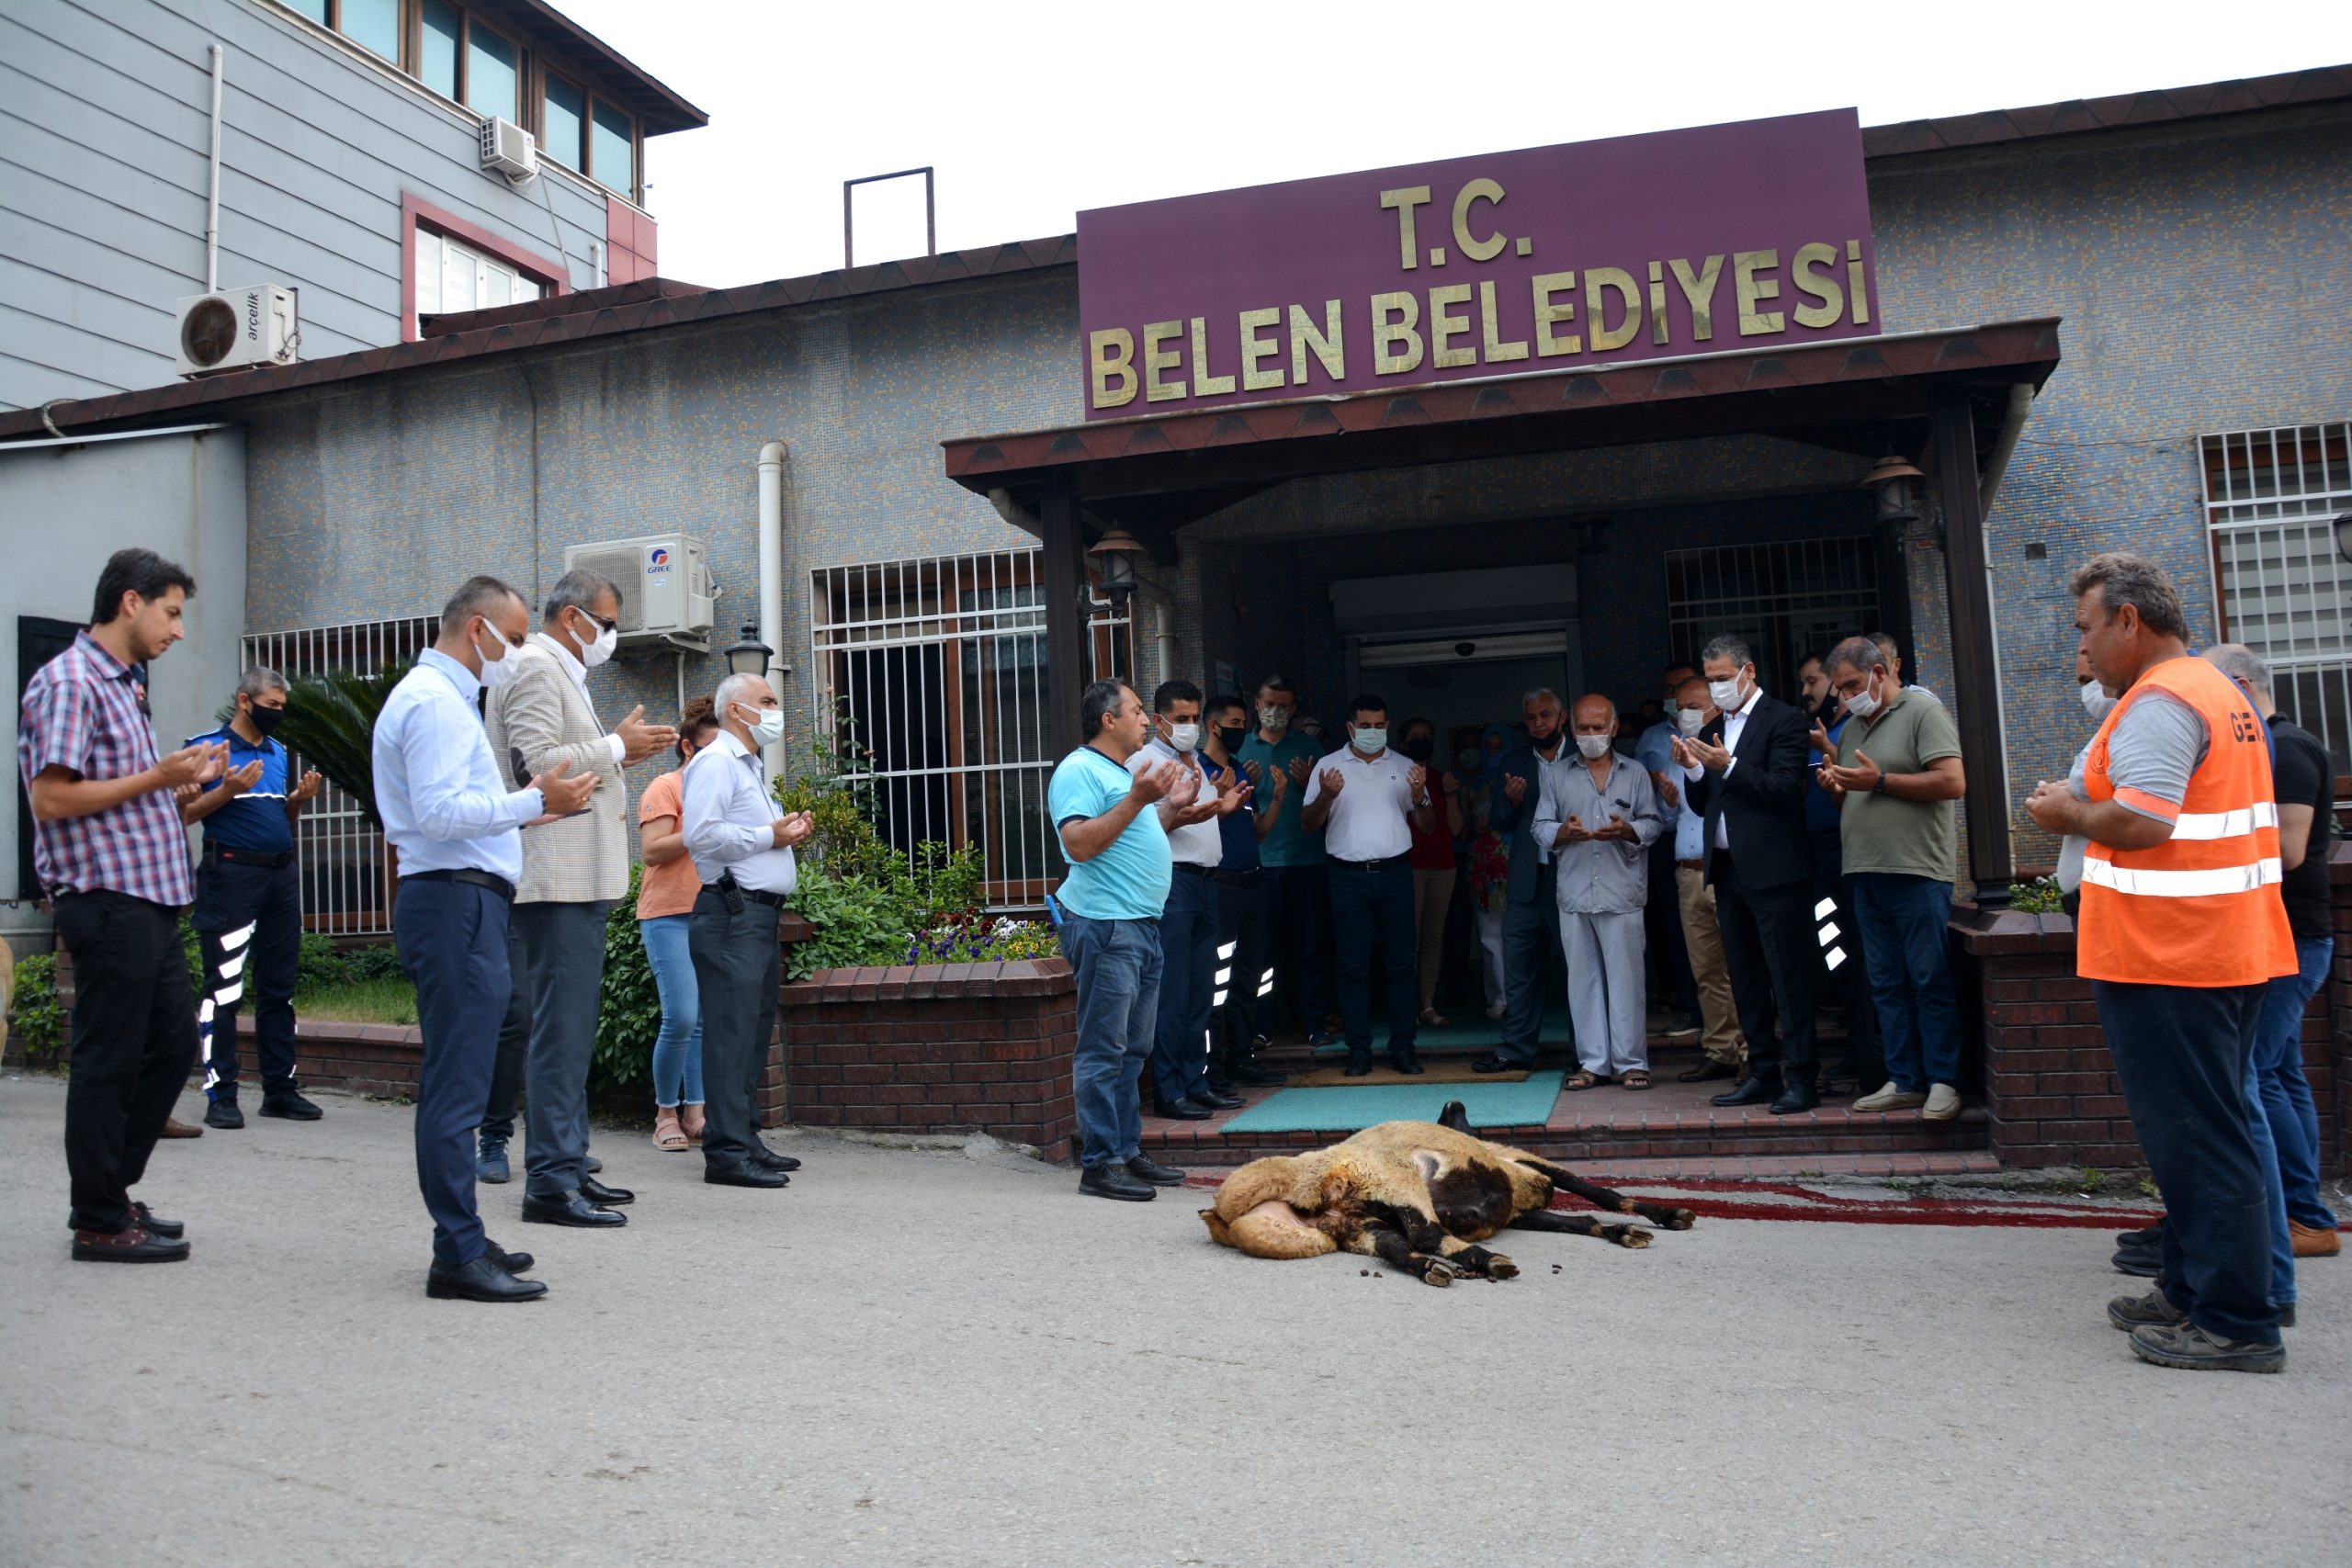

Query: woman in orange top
[637,700,721,1150]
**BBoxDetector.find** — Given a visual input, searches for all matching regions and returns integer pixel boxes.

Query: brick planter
[777,957,1078,1155]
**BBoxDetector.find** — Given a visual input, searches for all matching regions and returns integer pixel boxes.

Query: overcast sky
[557,0,2349,288]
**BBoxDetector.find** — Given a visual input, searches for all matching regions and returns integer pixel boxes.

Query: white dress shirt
[1682,685,1763,852]
[681,729,797,895]
[544,635,628,766]
[1128,739,1223,868]
[373,649,544,885]
[1302,745,1423,863]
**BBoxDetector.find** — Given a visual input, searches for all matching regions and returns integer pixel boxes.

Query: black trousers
[688,888,781,1173]
[1329,860,1418,1060]
[1260,863,1331,1032]
[479,918,529,1143]
[1215,874,1270,1066]
[2097,979,2278,1346]
[54,890,199,1233]
[192,857,301,1099]
[1809,836,1884,1088]
[396,877,511,1268]
[1712,852,1818,1083]
[1498,864,1566,1065]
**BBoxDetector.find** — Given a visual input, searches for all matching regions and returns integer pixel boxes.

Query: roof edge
[1860,62,2350,160]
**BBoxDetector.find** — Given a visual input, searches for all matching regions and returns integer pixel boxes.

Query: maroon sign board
[1076,108,1878,421]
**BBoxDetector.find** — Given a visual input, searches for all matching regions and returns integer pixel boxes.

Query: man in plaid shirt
[19,549,228,1264]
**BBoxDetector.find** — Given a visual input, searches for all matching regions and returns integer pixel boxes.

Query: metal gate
[240,615,436,937]
[809,548,1130,909]
[1663,537,1883,699]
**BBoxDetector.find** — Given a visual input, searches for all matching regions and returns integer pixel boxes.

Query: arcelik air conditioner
[480,117,537,181]
[563,534,718,652]
[174,284,299,377]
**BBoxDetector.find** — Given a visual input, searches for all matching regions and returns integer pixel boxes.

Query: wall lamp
[1860,454,1926,525]
[1085,528,1144,614]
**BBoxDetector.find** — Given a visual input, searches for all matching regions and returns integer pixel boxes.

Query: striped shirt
[16,630,194,905]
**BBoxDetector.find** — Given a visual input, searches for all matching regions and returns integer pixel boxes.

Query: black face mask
[248,704,286,739]
[1810,690,1840,725]
[1214,724,1247,754]
[1398,737,1434,762]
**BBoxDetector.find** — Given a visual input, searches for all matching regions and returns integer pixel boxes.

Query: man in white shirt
[1129,681,1250,1119]
[376,575,595,1302]
[1301,694,1434,1076]
[683,672,814,1189]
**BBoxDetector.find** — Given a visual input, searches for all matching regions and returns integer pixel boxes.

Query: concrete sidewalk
[4,1074,2346,1568]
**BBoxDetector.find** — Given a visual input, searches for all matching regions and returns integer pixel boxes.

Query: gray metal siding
[0,0,617,412]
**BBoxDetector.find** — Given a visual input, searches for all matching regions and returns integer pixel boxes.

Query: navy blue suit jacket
[1487,742,1569,906]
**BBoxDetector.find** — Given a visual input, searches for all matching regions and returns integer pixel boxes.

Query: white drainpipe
[757,441,788,773]
[1151,594,1178,690]
[205,43,224,292]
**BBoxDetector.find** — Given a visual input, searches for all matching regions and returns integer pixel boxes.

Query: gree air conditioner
[479,117,537,181]
[174,285,299,377]
[563,534,718,652]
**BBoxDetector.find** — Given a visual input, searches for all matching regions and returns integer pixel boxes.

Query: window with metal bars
[2202,422,2352,779]
[808,550,1131,909]
[1663,537,1883,702]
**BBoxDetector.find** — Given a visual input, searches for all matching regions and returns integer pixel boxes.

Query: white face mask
[1707,676,1744,712]
[2079,680,2118,722]
[1843,679,1883,720]
[1351,726,1387,755]
[574,611,617,671]
[1258,704,1290,733]
[741,705,786,747]
[1575,733,1612,760]
[474,625,516,688]
[1167,721,1201,753]
[1676,708,1707,736]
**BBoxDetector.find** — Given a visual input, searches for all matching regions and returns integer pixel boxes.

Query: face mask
[475,626,516,688]
[1676,708,1707,736]
[248,704,286,739]
[1398,737,1434,762]
[1576,733,1612,760]
[1351,726,1387,754]
[1258,705,1289,733]
[741,705,786,747]
[1167,721,1201,752]
[1707,677,1743,712]
[574,612,617,671]
[1843,681,1883,721]
[1456,747,1481,770]
[1215,724,1246,753]
[2079,680,2117,722]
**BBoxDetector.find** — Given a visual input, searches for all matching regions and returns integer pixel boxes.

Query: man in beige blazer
[486,568,674,1226]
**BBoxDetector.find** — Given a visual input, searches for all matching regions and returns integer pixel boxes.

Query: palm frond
[238,661,413,829]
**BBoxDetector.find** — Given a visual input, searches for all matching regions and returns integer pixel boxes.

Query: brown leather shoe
[159,1116,204,1139]
[1677,1059,1738,1083]
[2290,1220,2341,1258]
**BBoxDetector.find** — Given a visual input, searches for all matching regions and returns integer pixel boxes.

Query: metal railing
[2203,422,2352,777]
[809,549,1130,909]
[240,615,436,937]
[1663,537,1883,700]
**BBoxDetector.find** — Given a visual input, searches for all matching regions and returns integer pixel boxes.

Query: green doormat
[1219,1072,1566,1134]
[1309,1009,1571,1055]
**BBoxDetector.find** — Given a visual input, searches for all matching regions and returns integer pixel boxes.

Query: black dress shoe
[2115,1225,2162,1249]
[1196,1087,1246,1110]
[579,1175,636,1207]
[66,1201,185,1240]
[426,1256,547,1302]
[258,1090,323,1121]
[1470,1054,1525,1075]
[204,1099,244,1130]
[521,1190,628,1226]
[1677,1060,1738,1083]
[1769,1080,1821,1115]
[71,1224,189,1263]
[2111,1247,2161,1279]
[1080,1164,1157,1201]
[483,1238,535,1274]
[1389,1054,1425,1076]
[752,1145,803,1172]
[1205,1075,1238,1097]
[1153,1098,1215,1119]
[1343,1055,1373,1077]
[704,1163,790,1189]
[1126,1155,1187,1186]
[1712,1075,1781,1108]
[1227,1062,1286,1087]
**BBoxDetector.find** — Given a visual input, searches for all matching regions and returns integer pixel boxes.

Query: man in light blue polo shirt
[1049,678,1193,1201]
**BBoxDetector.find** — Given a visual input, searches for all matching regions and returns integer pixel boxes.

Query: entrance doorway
[1357,638,1573,761]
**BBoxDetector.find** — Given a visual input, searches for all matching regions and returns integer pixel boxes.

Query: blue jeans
[1148,870,1217,1105]
[1060,912,1161,1168]
[1848,873,1961,1092]
[2258,936,2337,1233]
[639,914,705,1108]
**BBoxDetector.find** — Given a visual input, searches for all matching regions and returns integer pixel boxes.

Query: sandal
[1419,1007,1451,1028]
[653,1107,689,1151]
[1622,1070,1653,1091]
[679,1103,706,1146]
[1564,1070,1603,1091]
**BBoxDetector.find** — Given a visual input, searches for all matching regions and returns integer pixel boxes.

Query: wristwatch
[1871,773,1888,795]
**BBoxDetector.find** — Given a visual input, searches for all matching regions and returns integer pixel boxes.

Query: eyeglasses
[579,610,618,634]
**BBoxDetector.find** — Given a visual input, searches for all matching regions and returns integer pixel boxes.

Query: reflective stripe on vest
[2079,856,2282,897]
[2165,802,2277,841]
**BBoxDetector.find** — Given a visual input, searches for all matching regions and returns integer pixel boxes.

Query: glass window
[592,102,634,195]
[419,1,460,100]
[414,230,442,318]
[285,0,328,22]
[338,0,399,61]
[440,239,478,314]
[542,75,585,170]
[417,228,549,331]
[466,23,519,124]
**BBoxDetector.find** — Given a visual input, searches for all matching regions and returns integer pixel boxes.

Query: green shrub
[6,952,65,1061]
[2007,876,2064,915]
[592,863,662,1095]
[786,870,922,980]
[342,943,407,984]
[298,931,347,989]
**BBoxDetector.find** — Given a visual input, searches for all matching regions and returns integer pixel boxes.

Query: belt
[706,878,789,908]
[1212,866,1262,887]
[404,868,514,902]
[1678,859,1705,872]
[1331,854,1409,872]
[205,845,296,869]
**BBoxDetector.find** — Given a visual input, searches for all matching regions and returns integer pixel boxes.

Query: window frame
[401,194,567,341]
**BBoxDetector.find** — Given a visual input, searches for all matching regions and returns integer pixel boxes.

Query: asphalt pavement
[4,1075,2346,1568]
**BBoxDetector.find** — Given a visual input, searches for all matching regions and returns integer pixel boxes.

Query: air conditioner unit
[174,285,299,377]
[563,534,717,652]
[479,117,537,181]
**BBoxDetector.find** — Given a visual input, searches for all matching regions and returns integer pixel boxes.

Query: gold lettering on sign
[1430,284,1475,368]
[1646,261,1669,346]
[1451,178,1508,263]
[1668,254,1724,341]
[1292,300,1345,385]
[1478,279,1528,362]
[1090,328,1136,410]
[1143,321,1185,401]
[1238,308,1284,392]
[1733,250,1782,336]
[1586,267,1641,352]
[1190,316,1237,397]
[1532,271,1579,356]
[1846,239,1870,325]
[1371,292,1424,376]
[1790,243,1843,328]
[1381,186,1433,272]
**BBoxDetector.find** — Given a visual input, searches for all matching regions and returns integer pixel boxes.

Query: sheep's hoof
[1487,1255,1519,1280]
[1421,1260,1458,1287]
[1663,1208,1696,1231]
[1607,1225,1653,1249]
